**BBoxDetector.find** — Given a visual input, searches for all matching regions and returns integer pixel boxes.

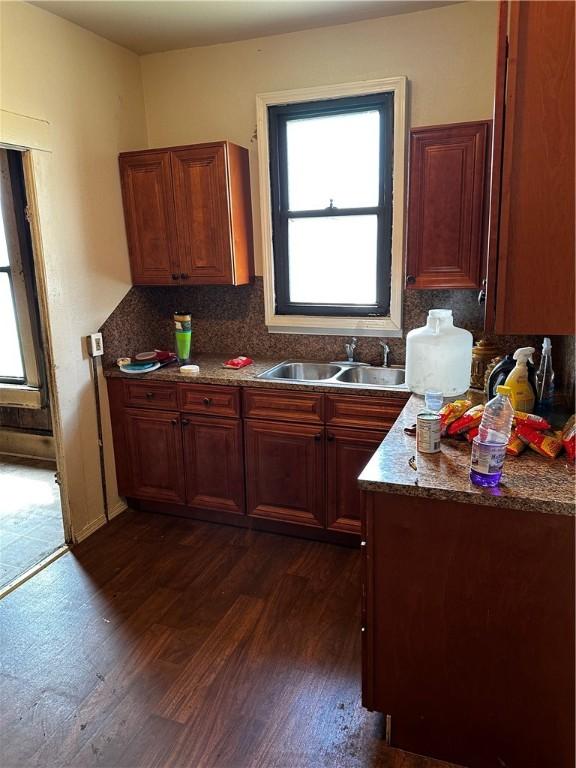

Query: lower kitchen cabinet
[326,427,384,533]
[182,414,244,515]
[362,491,575,768]
[244,419,325,528]
[107,377,408,543]
[124,407,186,504]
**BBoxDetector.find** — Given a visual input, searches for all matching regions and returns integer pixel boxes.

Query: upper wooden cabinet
[119,141,254,286]
[485,1,575,334]
[405,121,490,290]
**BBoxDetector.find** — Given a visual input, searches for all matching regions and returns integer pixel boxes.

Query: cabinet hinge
[24,205,31,223]
[54,471,62,486]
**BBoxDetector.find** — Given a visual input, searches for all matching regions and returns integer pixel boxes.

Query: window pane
[286,110,380,211]
[288,215,378,305]
[0,273,24,379]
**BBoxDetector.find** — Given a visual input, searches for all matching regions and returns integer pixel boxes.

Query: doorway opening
[0,146,66,591]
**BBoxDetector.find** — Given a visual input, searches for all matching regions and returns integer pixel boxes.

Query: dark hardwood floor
[0,510,460,768]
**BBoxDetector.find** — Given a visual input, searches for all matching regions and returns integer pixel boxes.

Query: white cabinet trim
[255,77,407,338]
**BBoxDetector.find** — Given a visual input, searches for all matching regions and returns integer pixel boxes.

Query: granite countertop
[359,394,575,516]
[103,356,411,399]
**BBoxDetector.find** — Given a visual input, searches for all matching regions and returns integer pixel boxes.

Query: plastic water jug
[405,309,473,397]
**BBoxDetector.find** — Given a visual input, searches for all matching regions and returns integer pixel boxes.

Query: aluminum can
[416,412,441,454]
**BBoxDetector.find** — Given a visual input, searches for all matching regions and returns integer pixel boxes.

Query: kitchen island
[359,393,575,768]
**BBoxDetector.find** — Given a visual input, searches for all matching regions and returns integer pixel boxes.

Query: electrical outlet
[87,333,104,357]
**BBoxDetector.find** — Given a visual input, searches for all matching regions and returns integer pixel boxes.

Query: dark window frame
[268,92,394,317]
[0,149,46,390]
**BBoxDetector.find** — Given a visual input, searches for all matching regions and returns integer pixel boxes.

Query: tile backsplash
[100,277,573,397]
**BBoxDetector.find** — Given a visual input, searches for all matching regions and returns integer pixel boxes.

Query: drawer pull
[203,397,212,406]
[181,418,190,426]
[314,433,322,442]
[181,273,189,280]
[145,392,155,399]
[327,433,334,441]
[171,418,178,425]
[171,273,179,281]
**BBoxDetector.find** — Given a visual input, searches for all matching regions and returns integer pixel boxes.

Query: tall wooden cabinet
[119,141,254,286]
[405,121,490,290]
[485,0,575,334]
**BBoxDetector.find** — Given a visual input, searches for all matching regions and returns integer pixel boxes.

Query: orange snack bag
[439,399,472,435]
[465,426,479,444]
[506,430,527,457]
[513,411,550,431]
[561,415,576,461]
[447,404,485,436]
[516,424,563,459]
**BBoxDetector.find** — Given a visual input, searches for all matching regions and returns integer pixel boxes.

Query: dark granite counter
[103,356,411,399]
[359,394,575,516]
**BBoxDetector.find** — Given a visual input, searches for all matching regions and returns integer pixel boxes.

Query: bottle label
[470,439,506,475]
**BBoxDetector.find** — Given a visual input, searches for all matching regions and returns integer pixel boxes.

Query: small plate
[119,362,161,374]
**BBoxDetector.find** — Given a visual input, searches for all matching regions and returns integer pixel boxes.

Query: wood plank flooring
[0,510,461,768]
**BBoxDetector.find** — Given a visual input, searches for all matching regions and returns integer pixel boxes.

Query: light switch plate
[87,333,104,357]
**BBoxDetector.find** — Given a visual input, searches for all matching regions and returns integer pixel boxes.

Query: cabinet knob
[145,392,155,399]
[314,433,322,442]
[203,397,212,406]
[171,274,179,281]
[181,273,189,280]
[327,433,334,442]
[181,418,190,426]
[171,418,178,425]
[405,274,416,285]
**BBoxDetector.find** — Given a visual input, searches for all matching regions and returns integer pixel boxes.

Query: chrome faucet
[379,340,390,367]
[345,337,357,363]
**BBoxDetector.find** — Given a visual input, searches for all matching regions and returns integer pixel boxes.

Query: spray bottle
[504,347,536,412]
[535,337,555,411]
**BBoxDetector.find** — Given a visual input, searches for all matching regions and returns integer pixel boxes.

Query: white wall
[0,1,147,541]
[141,1,498,274]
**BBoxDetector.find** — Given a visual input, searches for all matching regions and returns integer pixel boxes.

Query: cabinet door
[124,408,185,503]
[182,415,244,515]
[486,1,575,334]
[171,144,233,284]
[119,151,179,285]
[326,427,384,534]
[406,122,490,290]
[245,420,324,528]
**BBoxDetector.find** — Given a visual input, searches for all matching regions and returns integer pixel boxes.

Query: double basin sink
[257,360,406,389]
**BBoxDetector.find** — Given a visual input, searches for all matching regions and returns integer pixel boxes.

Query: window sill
[266,314,402,337]
[0,383,42,408]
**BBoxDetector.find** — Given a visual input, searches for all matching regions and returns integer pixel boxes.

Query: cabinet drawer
[243,388,323,424]
[123,381,178,410]
[179,384,240,418]
[325,394,407,430]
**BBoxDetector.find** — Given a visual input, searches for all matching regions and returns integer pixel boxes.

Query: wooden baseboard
[74,500,127,543]
[0,429,55,461]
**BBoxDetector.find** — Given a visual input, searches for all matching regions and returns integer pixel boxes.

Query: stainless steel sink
[258,361,342,381]
[336,366,405,387]
[257,359,406,389]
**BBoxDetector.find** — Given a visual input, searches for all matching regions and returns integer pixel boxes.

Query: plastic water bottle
[469,385,514,487]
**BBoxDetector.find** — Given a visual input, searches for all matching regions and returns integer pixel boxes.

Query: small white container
[406,309,473,397]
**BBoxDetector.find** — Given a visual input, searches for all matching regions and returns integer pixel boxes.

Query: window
[257,78,406,336]
[269,93,393,317]
[0,148,45,405]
